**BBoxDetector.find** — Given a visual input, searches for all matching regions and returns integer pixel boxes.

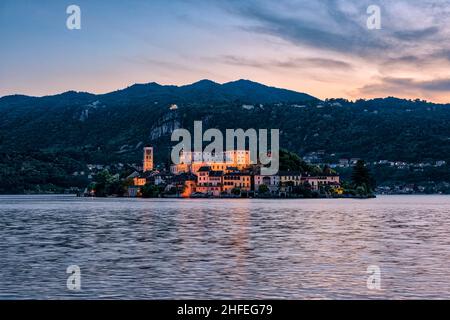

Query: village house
[127,186,141,198]
[254,174,280,194]
[277,171,303,194]
[132,176,147,187]
[196,167,223,196]
[279,171,303,186]
[153,172,175,186]
[301,174,340,191]
[222,172,252,194]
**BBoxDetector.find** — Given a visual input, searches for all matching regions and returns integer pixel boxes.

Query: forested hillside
[1,80,449,193]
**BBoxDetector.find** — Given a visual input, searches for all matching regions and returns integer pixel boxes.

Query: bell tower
[143,147,154,172]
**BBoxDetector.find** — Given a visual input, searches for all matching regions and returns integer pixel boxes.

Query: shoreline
[0,193,380,199]
[2,193,450,198]
[4,192,376,199]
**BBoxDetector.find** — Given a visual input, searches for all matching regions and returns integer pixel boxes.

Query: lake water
[0,195,449,299]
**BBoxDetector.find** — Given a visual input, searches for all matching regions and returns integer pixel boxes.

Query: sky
[1,0,450,102]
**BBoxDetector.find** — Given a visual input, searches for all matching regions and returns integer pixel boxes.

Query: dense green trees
[292,182,314,198]
[141,184,164,198]
[1,85,450,194]
[92,170,130,197]
[231,188,241,196]
[0,151,88,194]
[350,160,376,195]
[279,149,317,173]
[258,184,269,194]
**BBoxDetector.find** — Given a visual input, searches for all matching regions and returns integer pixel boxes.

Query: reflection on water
[0,195,449,299]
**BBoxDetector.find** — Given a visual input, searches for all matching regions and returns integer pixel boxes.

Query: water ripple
[0,195,449,299]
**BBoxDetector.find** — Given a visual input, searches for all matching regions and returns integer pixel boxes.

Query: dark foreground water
[0,195,449,299]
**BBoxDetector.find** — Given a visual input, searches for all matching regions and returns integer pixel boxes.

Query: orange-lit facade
[222,172,252,193]
[143,147,154,172]
[196,169,223,196]
[181,180,196,198]
[133,177,147,186]
[170,150,251,175]
[127,147,341,198]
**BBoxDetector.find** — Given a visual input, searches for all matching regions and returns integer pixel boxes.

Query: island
[85,147,375,199]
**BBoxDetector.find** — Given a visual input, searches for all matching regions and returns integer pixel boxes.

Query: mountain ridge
[0,79,318,104]
[3,79,450,106]
[1,80,450,194]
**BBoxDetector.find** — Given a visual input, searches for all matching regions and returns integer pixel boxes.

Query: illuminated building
[143,147,154,172]
[301,175,340,191]
[170,150,251,174]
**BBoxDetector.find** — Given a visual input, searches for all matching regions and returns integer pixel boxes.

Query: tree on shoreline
[231,188,241,196]
[258,184,269,194]
[351,160,376,194]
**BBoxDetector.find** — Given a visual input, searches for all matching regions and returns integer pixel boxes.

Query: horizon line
[1,78,449,105]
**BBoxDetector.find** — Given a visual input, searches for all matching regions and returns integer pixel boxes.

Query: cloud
[217,0,450,101]
[222,0,448,60]
[355,77,450,99]
[392,26,440,41]
[220,55,353,70]
[382,49,450,67]
[227,0,385,57]
[414,78,450,91]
